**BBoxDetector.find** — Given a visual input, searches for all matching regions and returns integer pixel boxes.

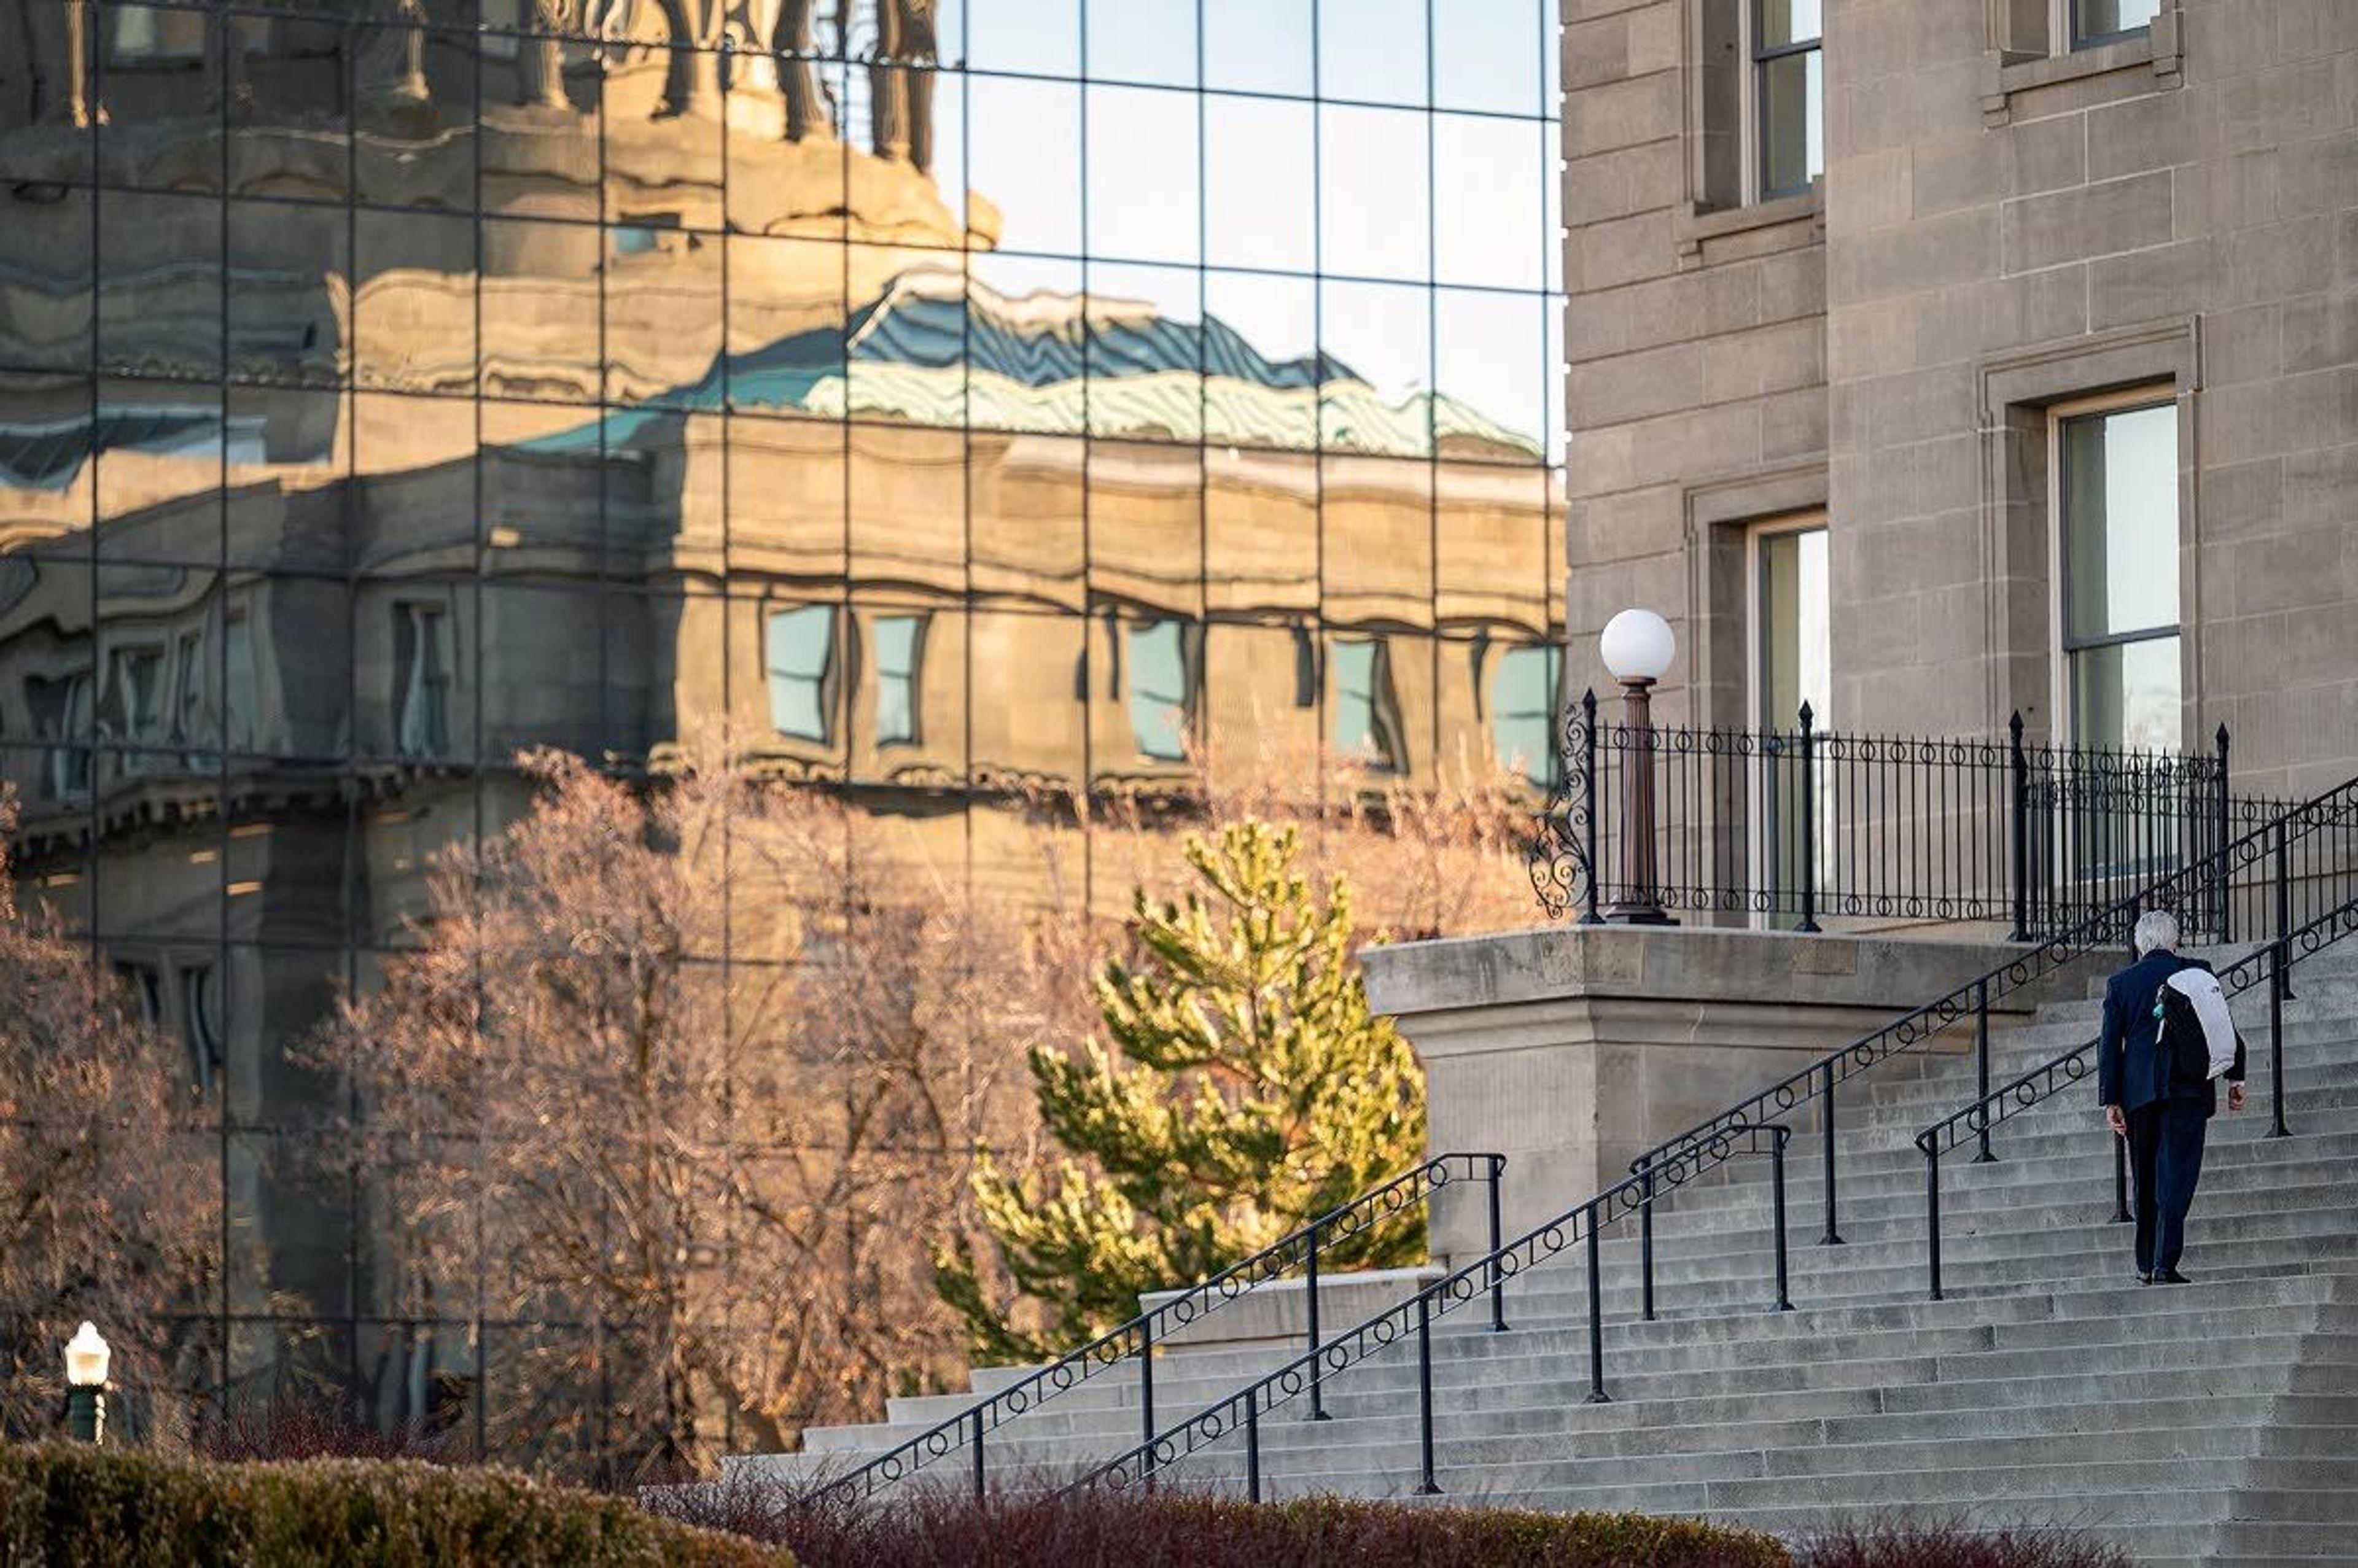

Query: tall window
[224,613,256,753]
[2070,0,2162,49]
[1126,619,1190,763]
[1490,643,1561,788]
[1754,1,1823,200]
[180,963,220,1096]
[2058,395,2179,753]
[1331,637,1403,773]
[34,671,94,798]
[1753,521,1830,731]
[106,644,166,775]
[394,604,453,758]
[873,615,926,747]
[175,627,209,766]
[766,604,836,743]
[1752,520,1831,925]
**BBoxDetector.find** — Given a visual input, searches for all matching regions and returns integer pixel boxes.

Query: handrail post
[1415,1295,1440,1494]
[1138,1314,1156,1489]
[1770,1131,1792,1312]
[2214,723,2232,943]
[1305,1219,1326,1420]
[1487,1163,1508,1332]
[2112,1133,2131,1224]
[2276,821,2295,1002]
[1580,689,1603,925]
[1638,1162,1657,1323]
[1584,1221,1610,1403]
[1972,979,1996,1163]
[970,1405,986,1497]
[1924,1144,1943,1301]
[1819,1060,1844,1246]
[2009,711,2029,941]
[1245,1393,1263,1504]
[2268,936,2292,1139]
[1797,701,1821,932]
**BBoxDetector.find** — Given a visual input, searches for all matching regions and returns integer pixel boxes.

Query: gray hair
[2133,908,2181,957]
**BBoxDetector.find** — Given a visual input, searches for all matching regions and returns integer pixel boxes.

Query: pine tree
[940,820,1428,1362]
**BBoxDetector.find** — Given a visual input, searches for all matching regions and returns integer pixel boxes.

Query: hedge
[0,1443,792,1568]
[646,1482,1793,1568]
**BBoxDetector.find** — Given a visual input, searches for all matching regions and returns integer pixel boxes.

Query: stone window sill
[1981,13,2182,125]
[1676,182,1823,262]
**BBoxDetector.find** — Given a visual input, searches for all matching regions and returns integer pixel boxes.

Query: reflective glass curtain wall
[0,0,1563,1451]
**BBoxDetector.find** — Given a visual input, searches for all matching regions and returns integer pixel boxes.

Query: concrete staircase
[745,942,2358,1565]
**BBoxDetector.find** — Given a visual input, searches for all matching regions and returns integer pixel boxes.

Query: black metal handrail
[807,1151,1505,1504]
[1916,819,2358,1299]
[1072,1123,1792,1499]
[1531,701,2281,937]
[1054,772,2357,1500]
[1622,764,2358,1253]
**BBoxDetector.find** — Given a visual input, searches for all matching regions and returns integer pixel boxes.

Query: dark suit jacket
[2098,950,2226,1116]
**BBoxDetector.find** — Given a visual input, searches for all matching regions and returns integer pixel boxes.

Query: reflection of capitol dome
[539,266,1546,460]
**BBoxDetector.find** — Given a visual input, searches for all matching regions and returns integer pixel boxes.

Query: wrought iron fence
[1531,697,2280,938]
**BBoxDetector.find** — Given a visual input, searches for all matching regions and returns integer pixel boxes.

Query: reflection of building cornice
[8,759,471,861]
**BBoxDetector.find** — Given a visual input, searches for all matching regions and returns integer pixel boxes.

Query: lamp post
[1598,608,1678,926]
[64,1322,109,1445]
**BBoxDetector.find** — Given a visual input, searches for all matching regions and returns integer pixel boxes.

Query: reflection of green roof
[529,268,1541,460]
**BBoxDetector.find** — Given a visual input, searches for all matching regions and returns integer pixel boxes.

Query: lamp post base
[1600,902,1679,926]
[66,1388,104,1445]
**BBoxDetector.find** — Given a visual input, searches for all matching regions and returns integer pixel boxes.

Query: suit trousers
[2126,1096,2209,1276]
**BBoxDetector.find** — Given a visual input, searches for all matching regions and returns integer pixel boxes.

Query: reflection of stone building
[0,2,1563,1421]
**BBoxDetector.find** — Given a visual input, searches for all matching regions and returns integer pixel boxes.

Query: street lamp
[63,1322,109,1445]
[1598,608,1678,926]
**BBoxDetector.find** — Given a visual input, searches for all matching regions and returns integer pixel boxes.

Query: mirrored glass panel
[1203,0,1313,97]
[1086,85,1198,266]
[1087,0,1198,87]
[1204,95,1314,274]
[1435,0,1544,116]
[1319,0,1427,106]
[1435,114,1546,290]
[1319,104,1430,282]
[965,74,1081,257]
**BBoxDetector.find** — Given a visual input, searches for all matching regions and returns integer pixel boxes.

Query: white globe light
[64,1322,109,1388]
[1599,608,1676,684]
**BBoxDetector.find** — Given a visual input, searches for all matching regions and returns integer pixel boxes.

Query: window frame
[2046,384,2182,754]
[1747,0,1824,204]
[1486,640,1563,790]
[1329,635,1405,775]
[1123,617,1193,764]
[871,612,927,749]
[764,602,840,746]
[1743,512,1831,734]
[179,961,220,1097]
[394,601,455,760]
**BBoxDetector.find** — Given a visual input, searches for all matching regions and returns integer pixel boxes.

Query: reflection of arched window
[1490,643,1561,788]
[1125,619,1189,762]
[179,963,220,1097]
[1330,637,1403,773]
[766,604,838,743]
[394,604,454,759]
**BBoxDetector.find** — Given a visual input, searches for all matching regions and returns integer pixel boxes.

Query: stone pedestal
[1361,924,2044,1263]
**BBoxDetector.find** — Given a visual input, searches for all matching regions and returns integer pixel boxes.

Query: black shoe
[2137,1271,2154,1286]
[2154,1270,2192,1285]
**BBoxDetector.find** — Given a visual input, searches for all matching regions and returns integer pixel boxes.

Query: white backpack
[2155,967,2241,1082]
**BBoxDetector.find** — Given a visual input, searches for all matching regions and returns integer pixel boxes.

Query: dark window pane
[1757,47,1822,198]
